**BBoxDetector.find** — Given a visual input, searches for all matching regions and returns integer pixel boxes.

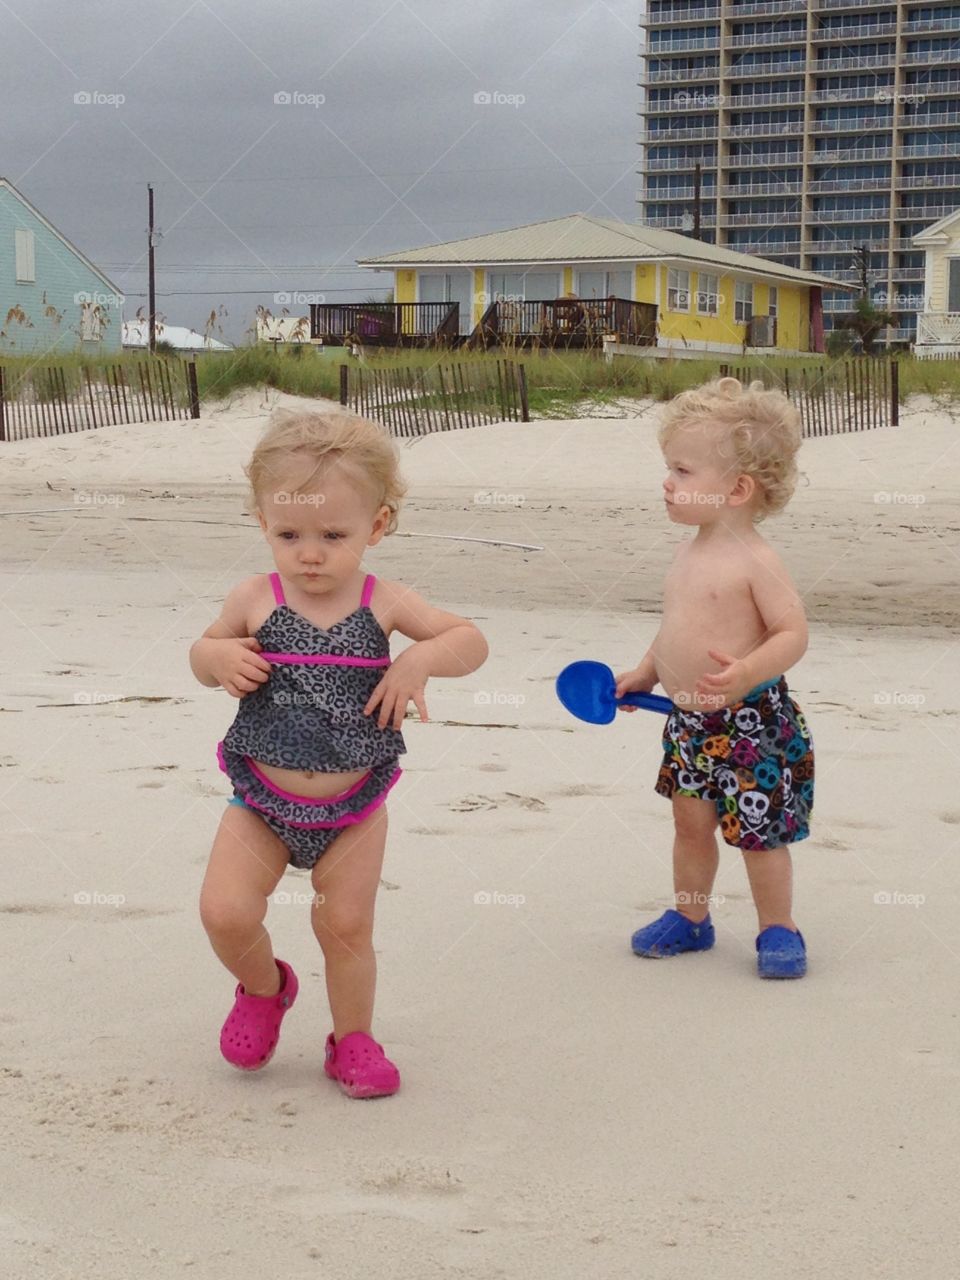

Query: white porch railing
[916,313,960,346]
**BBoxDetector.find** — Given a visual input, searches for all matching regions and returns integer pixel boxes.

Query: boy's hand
[695,649,751,706]
[614,666,656,714]
[208,637,271,698]
[364,644,431,730]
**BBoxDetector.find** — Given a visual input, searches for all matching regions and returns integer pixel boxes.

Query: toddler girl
[191,409,488,1095]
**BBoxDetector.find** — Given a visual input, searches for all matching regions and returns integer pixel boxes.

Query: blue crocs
[756,926,806,979]
[631,909,715,958]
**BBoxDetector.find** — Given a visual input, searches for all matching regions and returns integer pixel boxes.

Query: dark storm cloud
[2,0,639,339]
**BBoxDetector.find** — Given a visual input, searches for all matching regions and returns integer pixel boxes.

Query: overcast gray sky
[2,0,641,342]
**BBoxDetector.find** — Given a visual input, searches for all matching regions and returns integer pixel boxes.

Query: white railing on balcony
[640,6,720,25]
[807,208,889,223]
[726,61,806,78]
[900,112,960,129]
[720,211,802,226]
[808,178,892,193]
[814,146,892,162]
[644,214,718,228]
[732,0,806,14]
[902,50,960,66]
[641,126,719,142]
[808,116,890,133]
[816,54,896,72]
[722,182,803,196]
[728,28,806,48]
[899,142,960,158]
[641,155,717,171]
[643,67,720,83]
[894,206,960,220]
[649,36,721,54]
[816,0,899,9]
[642,187,717,201]
[892,269,926,281]
[898,174,960,190]
[916,313,960,346]
[733,241,802,254]
[642,96,722,114]
[729,91,806,107]
[904,18,960,35]
[809,86,890,104]
[725,121,805,137]
[813,23,898,43]
[903,82,960,99]
[727,151,802,166]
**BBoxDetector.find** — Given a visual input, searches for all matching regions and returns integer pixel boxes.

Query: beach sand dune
[1,389,958,1278]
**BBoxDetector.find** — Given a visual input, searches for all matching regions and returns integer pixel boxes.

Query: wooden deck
[308,298,657,351]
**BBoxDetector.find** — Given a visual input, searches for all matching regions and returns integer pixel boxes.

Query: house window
[668,268,690,312]
[696,273,719,316]
[768,285,778,318]
[577,269,632,300]
[80,302,102,342]
[735,280,754,324]
[948,260,960,313]
[15,228,35,283]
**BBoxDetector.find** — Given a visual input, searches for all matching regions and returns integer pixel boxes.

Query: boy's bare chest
[663,548,754,616]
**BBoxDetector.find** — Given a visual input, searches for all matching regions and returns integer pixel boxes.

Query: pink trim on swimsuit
[258,652,389,667]
[244,756,373,805]
[361,574,375,608]
[270,572,286,606]
[241,768,401,829]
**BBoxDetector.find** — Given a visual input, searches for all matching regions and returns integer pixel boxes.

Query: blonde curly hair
[245,408,406,534]
[658,376,802,519]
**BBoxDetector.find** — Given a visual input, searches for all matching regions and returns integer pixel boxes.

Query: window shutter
[948,260,960,314]
[15,228,36,282]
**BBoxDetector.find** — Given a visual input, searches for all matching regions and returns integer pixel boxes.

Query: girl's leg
[673,794,720,923]
[741,845,797,932]
[310,805,388,1040]
[199,805,290,996]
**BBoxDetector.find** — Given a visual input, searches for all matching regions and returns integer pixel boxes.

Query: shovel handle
[619,691,674,715]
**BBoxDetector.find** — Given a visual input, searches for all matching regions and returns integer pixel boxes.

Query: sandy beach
[1,386,959,1279]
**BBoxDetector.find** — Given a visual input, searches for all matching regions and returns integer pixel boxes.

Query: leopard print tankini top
[220,572,406,772]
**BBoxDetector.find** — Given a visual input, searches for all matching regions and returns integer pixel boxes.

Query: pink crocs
[324,1030,400,1098]
[219,959,298,1071]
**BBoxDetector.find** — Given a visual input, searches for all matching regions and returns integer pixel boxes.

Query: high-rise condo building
[638,0,960,344]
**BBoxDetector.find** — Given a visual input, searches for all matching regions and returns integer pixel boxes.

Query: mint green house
[0,177,122,354]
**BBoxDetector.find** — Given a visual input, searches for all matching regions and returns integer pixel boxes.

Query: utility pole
[148,183,156,354]
[852,244,869,298]
[693,162,702,242]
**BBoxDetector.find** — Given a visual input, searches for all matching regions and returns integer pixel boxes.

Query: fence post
[0,366,6,442]
[719,363,729,378]
[517,363,530,423]
[890,359,899,427]
[339,364,349,407]
[186,359,201,419]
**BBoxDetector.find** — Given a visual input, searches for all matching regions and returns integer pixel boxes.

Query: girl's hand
[614,666,656,714]
[364,645,431,730]
[695,649,751,707]
[209,637,271,698]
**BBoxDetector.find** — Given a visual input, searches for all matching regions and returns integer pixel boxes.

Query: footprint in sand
[449,793,547,813]
[940,811,960,825]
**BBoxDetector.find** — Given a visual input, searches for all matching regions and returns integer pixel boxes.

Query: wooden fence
[339,359,528,436]
[718,360,899,436]
[0,359,201,442]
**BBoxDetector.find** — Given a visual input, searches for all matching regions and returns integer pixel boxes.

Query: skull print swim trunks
[654,676,814,851]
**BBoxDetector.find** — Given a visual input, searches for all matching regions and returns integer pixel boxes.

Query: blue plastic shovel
[556,660,674,724]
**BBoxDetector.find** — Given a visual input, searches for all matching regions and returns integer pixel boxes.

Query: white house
[913,208,960,358]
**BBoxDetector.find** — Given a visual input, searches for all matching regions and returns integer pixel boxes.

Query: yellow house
[913,209,960,357]
[355,214,852,356]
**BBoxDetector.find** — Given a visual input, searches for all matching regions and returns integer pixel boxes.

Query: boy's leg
[673,794,720,923]
[310,805,388,1041]
[199,804,290,996]
[741,845,797,933]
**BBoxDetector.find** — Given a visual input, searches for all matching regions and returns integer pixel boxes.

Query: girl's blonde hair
[245,408,406,534]
[658,376,802,519]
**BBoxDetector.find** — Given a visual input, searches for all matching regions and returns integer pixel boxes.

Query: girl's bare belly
[252,759,368,799]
